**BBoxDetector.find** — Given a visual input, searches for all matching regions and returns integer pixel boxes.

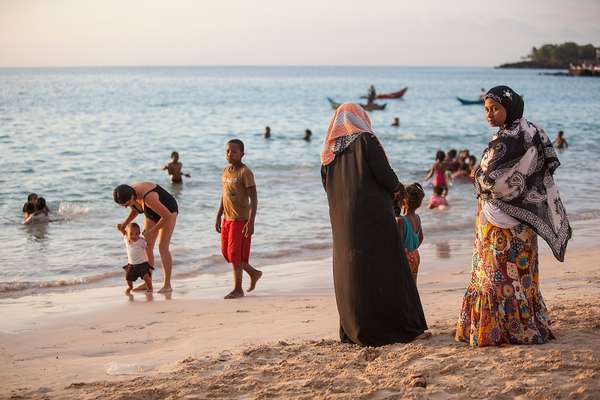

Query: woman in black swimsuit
[113,182,178,293]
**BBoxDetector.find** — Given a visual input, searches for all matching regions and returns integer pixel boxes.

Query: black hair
[405,183,425,212]
[558,130,564,137]
[129,222,140,231]
[113,184,135,205]
[434,186,444,196]
[448,149,457,159]
[468,155,477,164]
[27,193,38,202]
[171,151,179,158]
[227,139,245,153]
[435,150,445,162]
[35,197,46,211]
[305,129,312,134]
[24,202,35,214]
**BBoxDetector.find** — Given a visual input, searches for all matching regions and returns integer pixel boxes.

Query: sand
[1,247,600,399]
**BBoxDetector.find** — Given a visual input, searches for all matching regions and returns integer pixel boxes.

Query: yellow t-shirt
[222,164,256,221]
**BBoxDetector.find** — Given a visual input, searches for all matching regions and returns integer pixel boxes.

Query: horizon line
[0,63,498,69]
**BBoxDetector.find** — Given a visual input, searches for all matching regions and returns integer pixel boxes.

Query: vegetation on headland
[497,42,598,69]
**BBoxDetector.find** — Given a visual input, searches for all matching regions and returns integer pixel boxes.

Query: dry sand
[1,248,600,399]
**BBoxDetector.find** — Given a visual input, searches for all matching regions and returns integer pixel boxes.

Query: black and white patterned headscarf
[484,85,524,126]
[474,92,571,261]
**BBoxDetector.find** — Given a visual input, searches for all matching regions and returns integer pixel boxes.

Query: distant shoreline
[496,61,567,70]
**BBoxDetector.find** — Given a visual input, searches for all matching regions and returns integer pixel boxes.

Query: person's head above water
[35,197,46,212]
[170,151,179,162]
[113,184,136,207]
[24,202,35,214]
[27,193,38,203]
[558,130,564,138]
[226,139,245,165]
[447,149,457,160]
[483,86,524,127]
[435,150,445,162]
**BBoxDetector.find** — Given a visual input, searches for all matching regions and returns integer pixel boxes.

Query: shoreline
[1,244,599,398]
[2,218,597,301]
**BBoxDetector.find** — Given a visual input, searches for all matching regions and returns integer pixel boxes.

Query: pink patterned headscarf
[321,103,375,166]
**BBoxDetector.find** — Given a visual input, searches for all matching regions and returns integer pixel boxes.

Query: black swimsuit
[132,185,178,222]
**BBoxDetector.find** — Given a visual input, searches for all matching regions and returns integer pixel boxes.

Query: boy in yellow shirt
[215,139,262,299]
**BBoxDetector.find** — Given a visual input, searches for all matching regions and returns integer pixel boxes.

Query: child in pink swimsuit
[428,186,448,209]
[425,150,448,196]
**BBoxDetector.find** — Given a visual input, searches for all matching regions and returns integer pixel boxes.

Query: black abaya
[321,132,428,346]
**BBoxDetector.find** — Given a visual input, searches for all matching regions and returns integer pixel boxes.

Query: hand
[242,221,254,238]
[393,186,406,203]
[117,223,126,234]
[215,215,222,233]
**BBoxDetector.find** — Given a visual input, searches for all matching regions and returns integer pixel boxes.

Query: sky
[0,0,599,67]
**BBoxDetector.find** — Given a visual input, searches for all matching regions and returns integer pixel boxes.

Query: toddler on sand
[120,223,153,293]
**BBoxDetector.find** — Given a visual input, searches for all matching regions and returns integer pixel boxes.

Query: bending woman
[321,102,427,346]
[113,182,178,293]
[455,86,572,347]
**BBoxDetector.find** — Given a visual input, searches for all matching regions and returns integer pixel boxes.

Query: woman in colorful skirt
[455,86,572,347]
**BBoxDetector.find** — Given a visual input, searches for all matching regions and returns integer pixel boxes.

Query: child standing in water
[425,150,449,196]
[395,183,425,282]
[215,139,262,299]
[553,130,568,149]
[163,151,191,184]
[120,222,153,293]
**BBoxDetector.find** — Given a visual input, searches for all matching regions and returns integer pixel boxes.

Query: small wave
[57,201,90,220]
[569,209,600,222]
[0,270,122,295]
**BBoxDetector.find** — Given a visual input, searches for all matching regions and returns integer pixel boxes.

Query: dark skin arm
[242,186,257,238]
[118,208,139,234]
[215,196,224,233]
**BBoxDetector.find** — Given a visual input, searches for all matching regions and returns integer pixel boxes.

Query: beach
[1,66,599,399]
[2,245,599,399]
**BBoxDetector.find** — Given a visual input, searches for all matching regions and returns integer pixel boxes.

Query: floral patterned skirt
[455,207,554,347]
[404,248,420,283]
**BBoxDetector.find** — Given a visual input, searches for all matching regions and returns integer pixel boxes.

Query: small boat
[327,98,387,111]
[360,87,408,100]
[456,97,484,105]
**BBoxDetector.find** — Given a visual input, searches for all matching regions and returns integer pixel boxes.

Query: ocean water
[1,66,599,296]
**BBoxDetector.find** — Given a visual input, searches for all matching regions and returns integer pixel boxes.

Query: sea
[1,66,599,297]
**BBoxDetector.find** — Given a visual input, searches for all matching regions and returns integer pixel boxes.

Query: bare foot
[248,270,262,292]
[415,331,432,341]
[133,282,148,292]
[125,288,132,294]
[157,286,172,294]
[224,289,244,299]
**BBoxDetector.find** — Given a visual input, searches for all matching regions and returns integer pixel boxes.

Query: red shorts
[221,220,251,265]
